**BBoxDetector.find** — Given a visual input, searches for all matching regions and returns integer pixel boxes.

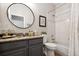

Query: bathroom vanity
[0,36,43,56]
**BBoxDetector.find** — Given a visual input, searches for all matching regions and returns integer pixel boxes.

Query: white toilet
[43,34,56,56]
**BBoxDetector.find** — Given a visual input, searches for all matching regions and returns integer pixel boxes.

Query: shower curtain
[68,3,79,56]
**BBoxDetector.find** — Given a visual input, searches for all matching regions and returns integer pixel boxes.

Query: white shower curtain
[68,3,79,56]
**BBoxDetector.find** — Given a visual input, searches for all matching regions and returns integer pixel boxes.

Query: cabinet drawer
[0,40,28,51]
[0,47,28,56]
[29,38,43,45]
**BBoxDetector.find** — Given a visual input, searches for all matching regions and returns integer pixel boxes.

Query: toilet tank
[42,34,48,44]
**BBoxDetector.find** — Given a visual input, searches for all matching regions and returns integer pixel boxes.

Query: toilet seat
[44,43,56,50]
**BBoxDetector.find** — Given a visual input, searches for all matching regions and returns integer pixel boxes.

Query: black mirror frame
[7,3,35,29]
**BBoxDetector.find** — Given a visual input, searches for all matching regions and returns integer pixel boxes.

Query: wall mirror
[7,3,35,29]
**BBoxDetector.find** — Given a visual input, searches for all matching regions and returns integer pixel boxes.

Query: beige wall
[0,4,1,28]
[0,3,55,41]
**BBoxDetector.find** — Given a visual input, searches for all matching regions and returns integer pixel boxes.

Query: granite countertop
[0,35,44,43]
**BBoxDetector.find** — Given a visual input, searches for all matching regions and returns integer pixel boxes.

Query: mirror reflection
[7,3,35,28]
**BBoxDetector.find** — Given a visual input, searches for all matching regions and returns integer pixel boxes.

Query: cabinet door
[29,43,43,56]
[0,40,28,51]
[0,47,28,56]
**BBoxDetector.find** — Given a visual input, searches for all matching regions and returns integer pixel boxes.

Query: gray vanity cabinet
[0,37,43,56]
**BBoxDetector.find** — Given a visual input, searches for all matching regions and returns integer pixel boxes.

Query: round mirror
[7,3,35,29]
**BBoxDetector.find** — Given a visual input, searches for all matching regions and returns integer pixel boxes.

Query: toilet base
[44,47,55,56]
[47,50,55,56]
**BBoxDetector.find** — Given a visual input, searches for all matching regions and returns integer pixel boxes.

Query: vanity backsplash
[0,29,46,39]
